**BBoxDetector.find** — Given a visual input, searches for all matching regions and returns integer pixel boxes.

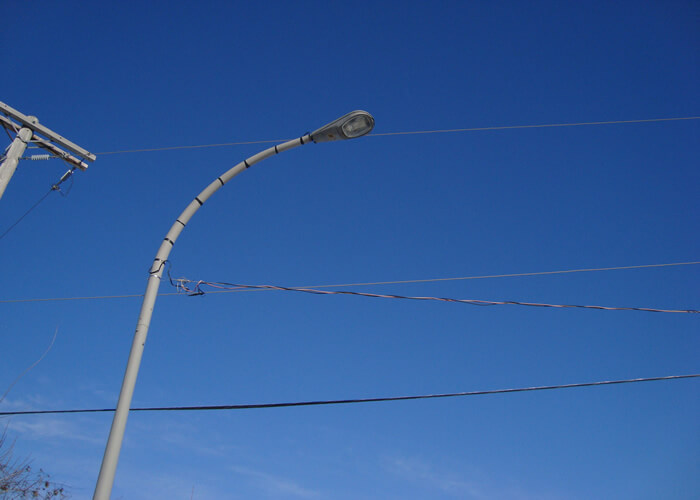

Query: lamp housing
[310,110,375,143]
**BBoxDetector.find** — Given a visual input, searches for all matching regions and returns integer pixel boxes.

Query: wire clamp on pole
[149,259,168,276]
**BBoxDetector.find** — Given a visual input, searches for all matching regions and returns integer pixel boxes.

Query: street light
[309,110,375,142]
[93,111,375,499]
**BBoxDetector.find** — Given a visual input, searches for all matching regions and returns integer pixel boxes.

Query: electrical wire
[262,262,700,290]
[1,374,696,416]
[94,116,700,156]
[0,293,149,304]
[369,116,700,137]
[0,261,698,304]
[97,138,287,155]
[171,278,699,314]
[0,189,53,242]
[0,327,58,404]
[0,167,75,242]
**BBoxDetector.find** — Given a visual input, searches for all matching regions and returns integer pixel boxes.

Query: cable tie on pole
[149,259,168,275]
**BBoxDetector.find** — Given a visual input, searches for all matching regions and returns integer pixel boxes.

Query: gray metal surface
[0,127,33,200]
[0,101,96,161]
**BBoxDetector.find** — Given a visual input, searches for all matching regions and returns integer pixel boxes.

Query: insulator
[58,169,74,183]
[29,154,52,160]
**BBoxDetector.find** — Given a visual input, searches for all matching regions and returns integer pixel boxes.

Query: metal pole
[93,135,311,499]
[0,126,33,200]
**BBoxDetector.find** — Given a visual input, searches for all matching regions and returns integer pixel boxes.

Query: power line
[1,374,696,416]
[0,293,149,304]
[94,116,700,156]
[0,167,76,242]
[0,189,53,241]
[369,116,700,137]
[280,261,700,289]
[0,261,698,304]
[97,138,287,155]
[0,327,58,404]
[173,279,699,314]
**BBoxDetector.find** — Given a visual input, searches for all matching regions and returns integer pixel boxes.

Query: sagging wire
[2,374,698,416]
[94,116,700,156]
[0,165,77,242]
[165,262,206,295]
[2,261,698,305]
[0,327,59,404]
[168,275,700,314]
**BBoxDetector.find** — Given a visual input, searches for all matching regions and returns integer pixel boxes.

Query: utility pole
[0,101,96,201]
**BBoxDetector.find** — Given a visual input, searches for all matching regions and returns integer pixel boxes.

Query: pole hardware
[0,101,95,201]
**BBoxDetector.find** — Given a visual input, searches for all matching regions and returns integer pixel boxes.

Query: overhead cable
[0,167,76,242]
[1,374,697,416]
[95,116,700,156]
[274,261,700,289]
[172,279,699,314]
[97,138,287,155]
[0,328,58,404]
[0,261,698,304]
[369,116,700,137]
[0,189,53,241]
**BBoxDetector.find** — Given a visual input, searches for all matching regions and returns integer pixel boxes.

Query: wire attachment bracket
[51,168,75,192]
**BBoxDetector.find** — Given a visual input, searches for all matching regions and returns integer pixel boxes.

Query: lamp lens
[341,115,374,138]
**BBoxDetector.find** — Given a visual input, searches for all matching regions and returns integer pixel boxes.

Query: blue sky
[1,1,698,499]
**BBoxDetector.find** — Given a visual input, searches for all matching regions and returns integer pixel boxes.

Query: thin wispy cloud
[0,394,55,411]
[230,464,320,498]
[114,471,226,500]
[85,386,118,404]
[384,455,564,500]
[158,429,233,457]
[7,417,104,445]
[384,455,484,499]
[0,397,30,411]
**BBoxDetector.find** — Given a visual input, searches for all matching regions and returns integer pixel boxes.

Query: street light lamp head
[310,110,375,143]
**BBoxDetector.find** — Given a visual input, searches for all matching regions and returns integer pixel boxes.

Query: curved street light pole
[93,111,374,499]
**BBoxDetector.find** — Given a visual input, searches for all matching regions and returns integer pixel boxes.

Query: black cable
[1,374,696,416]
[0,189,53,241]
[0,167,75,242]
[172,279,700,314]
[1,261,700,304]
[93,116,700,156]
